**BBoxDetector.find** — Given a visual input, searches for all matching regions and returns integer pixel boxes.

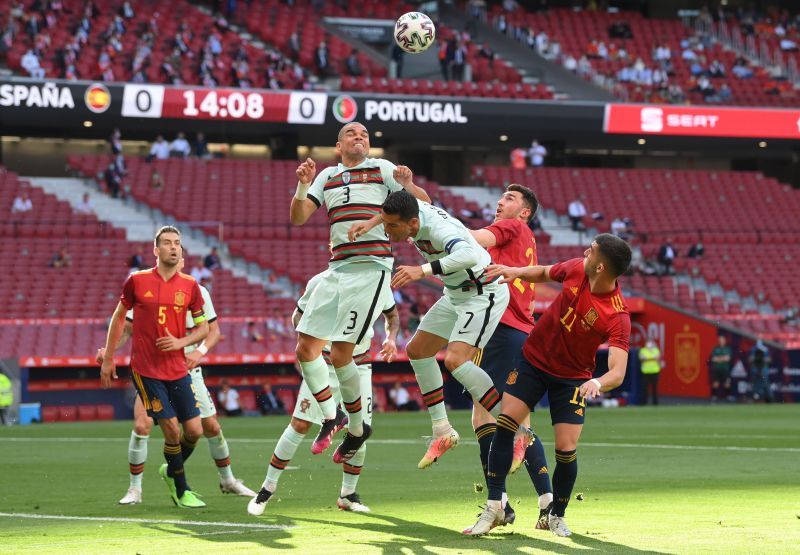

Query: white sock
[340,444,366,497]
[128,431,148,489]
[263,425,305,492]
[539,492,554,509]
[206,431,234,482]
[432,418,451,437]
[501,492,509,509]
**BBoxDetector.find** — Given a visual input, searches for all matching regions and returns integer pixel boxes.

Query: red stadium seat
[42,406,59,423]
[77,405,98,421]
[238,389,258,412]
[58,405,77,422]
[97,404,115,421]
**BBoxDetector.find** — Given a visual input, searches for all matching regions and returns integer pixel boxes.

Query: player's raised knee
[290,417,312,434]
[443,350,469,372]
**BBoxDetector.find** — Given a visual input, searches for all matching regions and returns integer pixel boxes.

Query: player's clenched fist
[391,265,425,288]
[393,165,413,187]
[100,357,117,389]
[296,158,316,184]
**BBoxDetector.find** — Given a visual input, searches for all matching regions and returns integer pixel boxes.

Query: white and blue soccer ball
[394,12,436,54]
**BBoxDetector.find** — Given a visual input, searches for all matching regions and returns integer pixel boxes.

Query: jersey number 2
[513,247,536,295]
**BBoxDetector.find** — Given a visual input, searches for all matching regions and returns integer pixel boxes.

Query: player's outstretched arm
[393,165,431,203]
[469,228,497,249]
[290,158,319,226]
[485,264,553,284]
[100,301,127,388]
[579,346,628,400]
[186,319,220,369]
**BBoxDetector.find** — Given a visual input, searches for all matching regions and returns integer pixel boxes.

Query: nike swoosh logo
[342,331,354,335]
[457,330,469,334]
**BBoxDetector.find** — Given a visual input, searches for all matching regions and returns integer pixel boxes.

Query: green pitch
[1,404,799,554]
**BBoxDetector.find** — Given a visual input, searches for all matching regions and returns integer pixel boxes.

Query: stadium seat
[276,388,296,415]
[96,404,115,421]
[238,389,258,413]
[58,405,78,422]
[42,406,59,423]
[77,405,98,421]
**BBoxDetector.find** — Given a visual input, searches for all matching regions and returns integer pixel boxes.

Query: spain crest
[506,369,518,385]
[584,307,599,327]
[342,171,351,185]
[675,329,701,384]
[174,290,186,313]
[151,398,163,412]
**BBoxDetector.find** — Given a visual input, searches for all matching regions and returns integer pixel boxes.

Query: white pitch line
[0,437,798,452]
[0,512,293,530]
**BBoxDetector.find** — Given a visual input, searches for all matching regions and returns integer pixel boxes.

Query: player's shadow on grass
[142,514,300,551]
[291,513,669,554]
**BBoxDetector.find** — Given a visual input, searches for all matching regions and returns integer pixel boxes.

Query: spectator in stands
[732,58,753,79]
[780,37,798,52]
[74,192,94,215]
[691,75,715,98]
[169,132,192,158]
[639,339,662,405]
[563,54,578,72]
[11,191,33,214]
[121,1,134,19]
[687,242,705,259]
[708,59,726,78]
[109,128,123,156]
[204,246,222,270]
[257,383,285,415]
[191,260,212,284]
[451,39,468,82]
[314,40,330,77]
[391,43,405,78]
[287,31,301,61]
[194,132,210,159]
[608,20,632,39]
[567,197,587,231]
[749,339,772,403]
[217,380,243,416]
[478,42,495,66]
[527,140,547,167]
[104,163,121,198]
[128,247,145,272]
[148,135,170,161]
[481,203,494,222]
[438,39,454,80]
[344,49,362,77]
[242,321,263,342]
[49,246,72,268]
[708,83,732,103]
[21,48,45,78]
[611,216,629,239]
[657,240,676,275]
[389,382,419,411]
[709,335,732,402]
[149,169,164,191]
[510,146,527,170]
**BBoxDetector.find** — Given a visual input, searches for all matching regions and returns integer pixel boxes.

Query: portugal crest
[341,171,351,185]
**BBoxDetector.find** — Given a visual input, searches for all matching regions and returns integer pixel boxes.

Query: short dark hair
[507,184,539,222]
[154,225,181,246]
[382,190,419,221]
[594,233,632,277]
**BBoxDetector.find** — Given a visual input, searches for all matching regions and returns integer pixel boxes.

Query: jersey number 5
[158,306,167,325]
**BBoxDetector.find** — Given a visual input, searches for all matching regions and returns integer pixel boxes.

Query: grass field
[2,404,799,554]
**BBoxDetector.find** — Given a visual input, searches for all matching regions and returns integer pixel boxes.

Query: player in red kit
[465,233,632,537]
[463,185,553,533]
[100,226,210,508]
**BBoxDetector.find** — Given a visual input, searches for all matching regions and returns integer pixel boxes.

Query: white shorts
[292,364,373,426]
[417,283,510,349]
[190,367,217,419]
[296,266,392,344]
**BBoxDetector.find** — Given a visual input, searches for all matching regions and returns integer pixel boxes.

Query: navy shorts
[475,323,527,393]
[505,356,588,426]
[131,372,200,422]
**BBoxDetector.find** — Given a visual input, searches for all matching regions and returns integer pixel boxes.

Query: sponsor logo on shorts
[300,398,311,413]
[506,369,518,385]
[151,398,163,412]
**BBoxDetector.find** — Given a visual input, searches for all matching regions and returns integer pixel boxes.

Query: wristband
[590,378,602,390]
[294,181,310,200]
[197,343,209,355]
[421,263,433,277]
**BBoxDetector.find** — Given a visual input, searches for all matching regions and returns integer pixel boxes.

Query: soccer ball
[394,12,436,54]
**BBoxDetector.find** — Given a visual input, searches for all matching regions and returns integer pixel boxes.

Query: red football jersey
[522,258,630,380]
[120,268,205,381]
[487,218,537,334]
